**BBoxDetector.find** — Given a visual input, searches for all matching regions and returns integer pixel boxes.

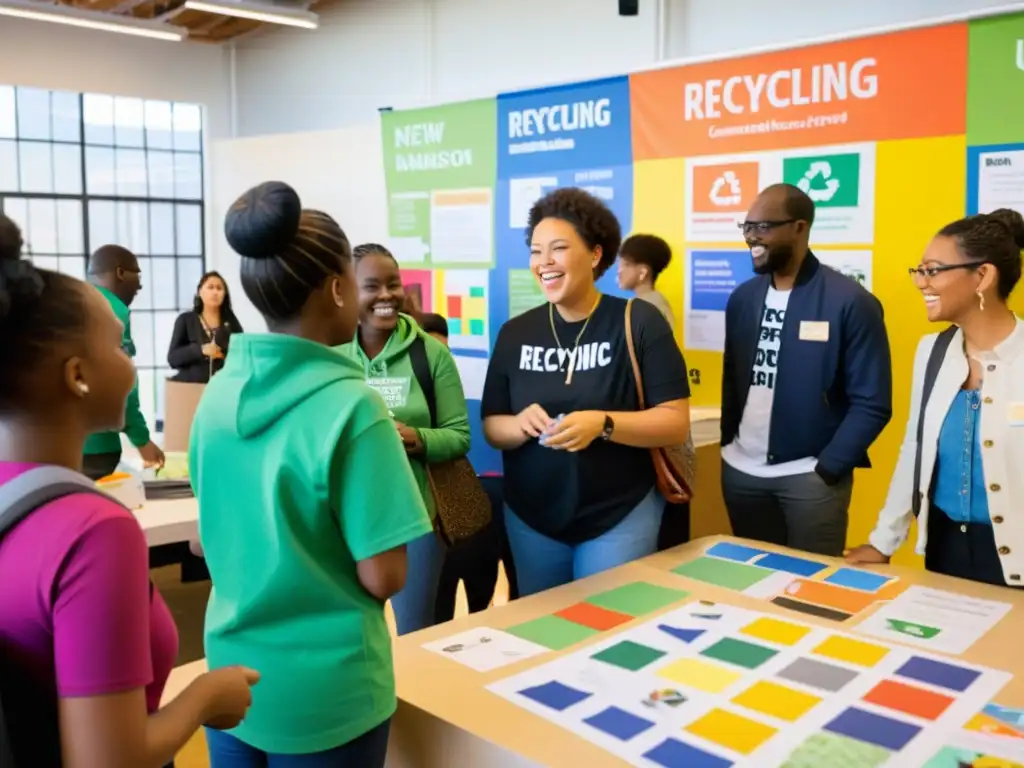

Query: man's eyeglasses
[908,262,987,279]
[737,219,797,236]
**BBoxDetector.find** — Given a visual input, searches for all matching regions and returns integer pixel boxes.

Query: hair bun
[988,208,1024,250]
[224,181,302,260]
[0,214,43,323]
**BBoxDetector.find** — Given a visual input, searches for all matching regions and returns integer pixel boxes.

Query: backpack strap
[409,335,437,428]
[912,326,958,517]
[0,466,117,540]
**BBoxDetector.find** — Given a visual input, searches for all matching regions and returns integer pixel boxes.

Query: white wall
[232,0,1020,137]
[0,18,231,138]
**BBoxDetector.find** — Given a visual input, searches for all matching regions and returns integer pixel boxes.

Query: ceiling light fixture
[183,0,318,28]
[0,0,186,40]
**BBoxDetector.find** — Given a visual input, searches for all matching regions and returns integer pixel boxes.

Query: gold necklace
[549,294,602,385]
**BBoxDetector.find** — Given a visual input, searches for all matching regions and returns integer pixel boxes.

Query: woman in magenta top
[0,213,257,768]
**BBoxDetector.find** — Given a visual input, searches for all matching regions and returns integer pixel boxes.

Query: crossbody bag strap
[912,325,958,517]
[623,299,647,409]
[409,335,437,428]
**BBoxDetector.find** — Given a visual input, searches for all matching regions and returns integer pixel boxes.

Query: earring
[977,290,986,312]
[77,382,90,395]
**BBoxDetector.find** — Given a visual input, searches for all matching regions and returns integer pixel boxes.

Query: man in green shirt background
[83,244,165,480]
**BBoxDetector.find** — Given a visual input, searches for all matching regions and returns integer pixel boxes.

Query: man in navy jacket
[720,184,892,556]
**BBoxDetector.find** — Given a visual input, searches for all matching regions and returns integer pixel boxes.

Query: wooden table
[387,536,1024,768]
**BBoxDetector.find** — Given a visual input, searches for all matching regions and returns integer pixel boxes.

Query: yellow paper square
[686,708,776,754]
[463,296,487,320]
[812,635,889,668]
[657,657,742,694]
[740,617,811,646]
[732,680,821,722]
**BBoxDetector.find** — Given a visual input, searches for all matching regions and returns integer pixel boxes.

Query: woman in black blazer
[168,271,243,383]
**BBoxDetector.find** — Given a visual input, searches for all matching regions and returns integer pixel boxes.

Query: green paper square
[448,318,463,335]
[585,582,689,617]
[701,637,778,669]
[782,732,891,768]
[469,318,485,335]
[673,556,774,591]
[469,286,485,298]
[505,615,598,650]
[592,640,666,671]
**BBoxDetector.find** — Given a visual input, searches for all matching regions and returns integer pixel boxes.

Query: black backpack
[0,466,126,767]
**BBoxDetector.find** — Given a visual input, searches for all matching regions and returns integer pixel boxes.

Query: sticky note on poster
[438,269,490,352]
[400,269,434,313]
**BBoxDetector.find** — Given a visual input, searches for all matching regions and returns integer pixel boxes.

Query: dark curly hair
[620,234,673,280]
[525,187,622,279]
[937,208,1024,300]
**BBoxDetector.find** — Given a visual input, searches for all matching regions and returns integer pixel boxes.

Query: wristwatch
[600,414,615,440]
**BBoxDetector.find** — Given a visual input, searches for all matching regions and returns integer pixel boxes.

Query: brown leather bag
[624,299,696,504]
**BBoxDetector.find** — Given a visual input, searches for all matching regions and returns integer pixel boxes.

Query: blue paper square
[824,707,921,751]
[823,567,891,592]
[644,738,733,768]
[755,553,828,577]
[583,706,654,741]
[895,656,981,693]
[518,681,592,711]
[706,542,768,562]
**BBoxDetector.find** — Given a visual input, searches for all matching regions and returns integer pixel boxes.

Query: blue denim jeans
[504,487,664,597]
[205,719,389,767]
[389,529,445,635]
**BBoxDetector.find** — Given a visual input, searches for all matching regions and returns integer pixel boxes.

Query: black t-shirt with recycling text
[481,295,690,544]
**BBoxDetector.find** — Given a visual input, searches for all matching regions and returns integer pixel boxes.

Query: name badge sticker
[1009,402,1024,426]
[799,321,830,342]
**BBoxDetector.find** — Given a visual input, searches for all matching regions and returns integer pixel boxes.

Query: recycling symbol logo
[797,161,841,203]
[709,170,743,206]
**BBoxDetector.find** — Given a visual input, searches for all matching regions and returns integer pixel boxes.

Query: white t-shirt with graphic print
[722,287,817,478]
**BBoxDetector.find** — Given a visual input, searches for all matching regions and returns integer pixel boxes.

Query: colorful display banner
[380,99,497,268]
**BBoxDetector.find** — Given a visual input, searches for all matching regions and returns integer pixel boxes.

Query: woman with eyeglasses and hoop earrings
[847,209,1024,588]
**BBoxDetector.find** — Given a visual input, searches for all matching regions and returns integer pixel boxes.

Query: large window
[0,86,205,432]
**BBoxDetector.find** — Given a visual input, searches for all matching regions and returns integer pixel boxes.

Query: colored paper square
[706,541,768,562]
[446,295,462,316]
[448,318,463,335]
[777,657,860,693]
[658,624,705,643]
[782,732,892,768]
[469,286,485,298]
[555,602,633,631]
[732,680,821,722]
[463,295,486,319]
[780,579,879,615]
[585,582,689,616]
[812,635,889,668]
[755,552,829,577]
[469,318,485,335]
[895,656,981,693]
[505,615,598,650]
[824,707,921,751]
[657,657,742,693]
[701,637,778,669]
[686,708,777,755]
[741,616,811,646]
[583,706,654,741]
[644,738,734,768]
[518,680,592,711]
[673,556,774,590]
[824,567,892,593]
[592,640,667,671]
[923,746,1024,768]
[862,679,954,721]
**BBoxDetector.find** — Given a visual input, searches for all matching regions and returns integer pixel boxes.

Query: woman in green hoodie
[339,243,471,635]
[190,183,432,767]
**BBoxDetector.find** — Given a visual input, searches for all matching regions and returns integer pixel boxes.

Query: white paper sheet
[853,585,1012,655]
[422,627,548,672]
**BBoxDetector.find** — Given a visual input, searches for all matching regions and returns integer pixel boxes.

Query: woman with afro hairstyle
[481,187,691,595]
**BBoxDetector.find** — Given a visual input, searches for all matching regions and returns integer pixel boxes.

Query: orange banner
[631,24,967,159]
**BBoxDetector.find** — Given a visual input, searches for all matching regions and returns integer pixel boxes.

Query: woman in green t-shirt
[338,243,472,635]
[190,182,432,766]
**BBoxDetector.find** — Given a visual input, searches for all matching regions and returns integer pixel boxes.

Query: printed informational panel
[684,143,876,245]
[380,100,497,267]
[684,250,755,352]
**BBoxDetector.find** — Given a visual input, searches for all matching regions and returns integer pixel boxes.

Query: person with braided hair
[847,209,1024,588]
[0,213,257,767]
[190,182,431,766]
